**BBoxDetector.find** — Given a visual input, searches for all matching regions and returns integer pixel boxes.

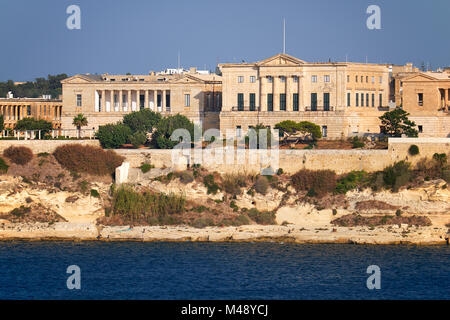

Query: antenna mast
[283,18,286,54]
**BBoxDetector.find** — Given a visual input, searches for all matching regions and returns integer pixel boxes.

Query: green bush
[233,214,250,226]
[381,161,412,191]
[291,169,337,197]
[123,109,162,133]
[53,144,124,176]
[3,146,33,165]
[0,157,9,173]
[190,217,215,229]
[111,185,185,222]
[247,208,276,225]
[96,123,132,149]
[177,171,194,184]
[128,131,147,148]
[254,176,269,195]
[335,171,369,194]
[442,170,450,183]
[351,136,365,149]
[15,118,53,134]
[204,174,220,194]
[222,173,246,195]
[140,163,154,173]
[151,114,196,149]
[90,189,100,198]
[408,145,420,156]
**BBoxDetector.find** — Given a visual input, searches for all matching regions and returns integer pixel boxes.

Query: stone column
[101,90,106,112]
[273,77,278,112]
[286,77,291,111]
[162,90,166,112]
[145,90,149,109]
[110,90,114,112]
[127,90,132,112]
[299,76,304,111]
[118,89,123,111]
[154,90,158,111]
[136,89,140,110]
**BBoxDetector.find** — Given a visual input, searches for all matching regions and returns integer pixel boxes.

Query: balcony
[304,106,334,112]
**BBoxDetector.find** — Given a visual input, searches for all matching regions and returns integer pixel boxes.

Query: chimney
[189,67,197,74]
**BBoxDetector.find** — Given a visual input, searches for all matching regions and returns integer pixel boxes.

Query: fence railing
[0,129,97,140]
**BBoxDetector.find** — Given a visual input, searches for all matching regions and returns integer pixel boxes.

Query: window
[347,93,351,107]
[280,76,286,83]
[76,94,82,107]
[418,93,423,106]
[311,75,317,83]
[379,93,382,107]
[372,76,375,84]
[293,76,299,83]
[372,93,375,107]
[366,93,369,107]
[324,75,330,83]
[347,75,350,83]
[324,93,330,111]
[366,76,368,83]
[267,94,273,111]
[355,75,358,82]
[322,126,328,138]
[361,93,364,107]
[238,76,244,83]
[379,76,383,84]
[311,93,317,111]
[250,76,256,83]
[27,106,31,116]
[249,93,256,111]
[184,94,190,107]
[165,94,170,111]
[360,76,364,82]
[293,93,299,111]
[356,93,359,107]
[237,93,244,111]
[280,94,286,111]
[267,76,273,83]
[418,125,423,133]
[236,126,242,138]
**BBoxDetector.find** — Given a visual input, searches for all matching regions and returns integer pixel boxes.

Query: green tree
[379,108,418,137]
[123,109,161,133]
[151,114,196,149]
[15,118,53,134]
[72,113,88,138]
[275,120,301,145]
[245,123,274,148]
[96,123,132,149]
[274,120,322,144]
[0,114,4,131]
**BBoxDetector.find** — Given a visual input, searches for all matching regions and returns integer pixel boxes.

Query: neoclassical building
[218,53,391,138]
[0,98,63,129]
[61,70,222,132]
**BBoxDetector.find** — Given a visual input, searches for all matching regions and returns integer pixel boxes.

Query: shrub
[291,169,337,197]
[96,123,132,149]
[408,145,419,156]
[128,131,147,148]
[177,170,194,184]
[351,136,365,149]
[233,214,250,226]
[140,163,154,173]
[15,118,53,134]
[247,208,276,225]
[123,109,162,133]
[53,144,124,176]
[276,168,284,175]
[222,173,247,195]
[382,161,412,191]
[442,170,450,183]
[111,185,185,222]
[204,174,220,195]
[432,153,447,168]
[191,217,215,229]
[395,209,402,217]
[3,146,33,165]
[254,176,269,195]
[0,157,9,173]
[90,189,100,198]
[335,171,369,194]
[151,114,196,149]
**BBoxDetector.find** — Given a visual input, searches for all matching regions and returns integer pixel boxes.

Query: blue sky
[0,0,449,81]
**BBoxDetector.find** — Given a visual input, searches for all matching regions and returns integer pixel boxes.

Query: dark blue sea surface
[0,241,448,300]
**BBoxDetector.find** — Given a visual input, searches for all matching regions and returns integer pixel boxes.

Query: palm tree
[72,113,88,139]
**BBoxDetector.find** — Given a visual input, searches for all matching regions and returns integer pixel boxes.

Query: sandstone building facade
[0,98,63,129]
[61,71,222,132]
[54,53,449,139]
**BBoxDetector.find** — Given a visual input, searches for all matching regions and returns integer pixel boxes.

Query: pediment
[402,73,438,82]
[61,75,99,84]
[257,53,306,67]
[170,75,204,84]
